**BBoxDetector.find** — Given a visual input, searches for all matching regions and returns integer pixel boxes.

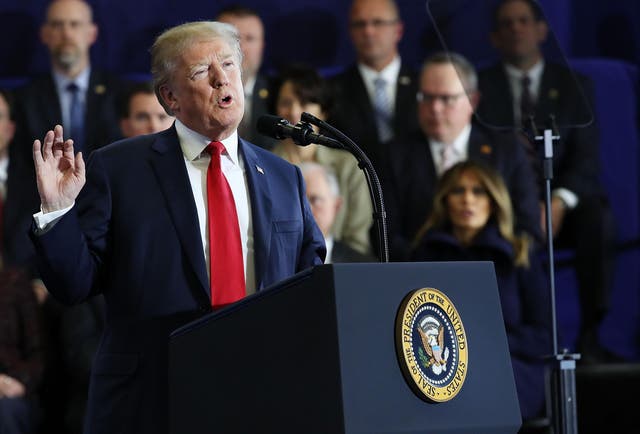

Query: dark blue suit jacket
[31,127,325,434]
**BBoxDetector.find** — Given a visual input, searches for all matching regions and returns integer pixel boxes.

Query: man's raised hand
[32,124,86,213]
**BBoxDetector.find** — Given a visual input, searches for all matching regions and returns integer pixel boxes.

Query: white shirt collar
[323,235,334,264]
[244,75,257,97]
[174,119,240,165]
[358,56,401,87]
[504,59,545,94]
[53,66,91,94]
[431,123,472,155]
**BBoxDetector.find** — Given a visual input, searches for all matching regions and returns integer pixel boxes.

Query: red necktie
[206,141,245,308]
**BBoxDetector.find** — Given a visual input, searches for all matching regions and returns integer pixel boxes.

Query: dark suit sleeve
[30,152,111,304]
[502,134,543,241]
[554,77,602,199]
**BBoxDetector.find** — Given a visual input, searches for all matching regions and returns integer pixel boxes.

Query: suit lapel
[492,67,516,126]
[239,139,272,290]
[84,71,109,153]
[467,125,495,164]
[344,67,376,132]
[394,65,417,132]
[38,74,63,131]
[536,65,560,123]
[149,127,209,298]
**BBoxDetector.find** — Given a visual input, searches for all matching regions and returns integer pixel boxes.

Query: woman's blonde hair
[413,160,531,266]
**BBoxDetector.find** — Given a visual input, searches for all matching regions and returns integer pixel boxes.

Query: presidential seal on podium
[395,287,469,402]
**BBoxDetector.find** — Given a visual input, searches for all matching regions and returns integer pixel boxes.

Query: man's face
[159,38,244,140]
[0,94,15,154]
[491,0,547,65]
[120,93,174,138]
[418,63,476,144]
[217,14,264,82]
[40,0,97,73]
[304,169,341,238]
[349,0,403,70]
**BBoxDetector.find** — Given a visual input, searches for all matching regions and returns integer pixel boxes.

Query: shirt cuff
[33,203,75,233]
[552,188,578,209]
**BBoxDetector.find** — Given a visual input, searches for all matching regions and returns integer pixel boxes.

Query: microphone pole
[300,112,390,263]
[529,114,579,434]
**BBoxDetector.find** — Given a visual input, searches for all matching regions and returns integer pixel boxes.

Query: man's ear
[395,20,405,44]
[469,90,481,111]
[88,22,98,46]
[119,119,130,138]
[334,196,344,215]
[489,30,500,51]
[159,85,178,112]
[40,24,49,45]
[535,20,548,45]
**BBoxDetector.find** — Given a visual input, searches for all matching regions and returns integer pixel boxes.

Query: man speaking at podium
[29,21,325,434]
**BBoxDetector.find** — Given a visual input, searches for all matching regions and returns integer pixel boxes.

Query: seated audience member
[476,0,615,358]
[300,162,375,263]
[0,269,45,434]
[411,160,551,420]
[386,51,540,261]
[118,81,174,138]
[272,64,374,255]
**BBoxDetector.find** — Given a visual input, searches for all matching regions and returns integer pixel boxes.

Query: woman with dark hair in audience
[411,160,551,420]
[271,63,373,256]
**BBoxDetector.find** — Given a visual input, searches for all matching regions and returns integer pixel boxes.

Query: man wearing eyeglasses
[328,0,418,185]
[385,51,541,260]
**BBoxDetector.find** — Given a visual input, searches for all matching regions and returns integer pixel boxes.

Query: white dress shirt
[429,124,472,176]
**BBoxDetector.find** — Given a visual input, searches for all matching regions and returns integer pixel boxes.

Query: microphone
[256,115,343,149]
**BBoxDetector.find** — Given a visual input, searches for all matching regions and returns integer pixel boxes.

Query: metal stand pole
[534,122,579,434]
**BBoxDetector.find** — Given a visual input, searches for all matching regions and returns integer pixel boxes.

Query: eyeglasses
[349,18,398,30]
[416,91,467,107]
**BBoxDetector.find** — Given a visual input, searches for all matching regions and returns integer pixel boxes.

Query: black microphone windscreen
[256,114,285,139]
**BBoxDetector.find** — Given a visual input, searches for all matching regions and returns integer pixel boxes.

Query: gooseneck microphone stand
[528,115,579,434]
[300,112,390,263]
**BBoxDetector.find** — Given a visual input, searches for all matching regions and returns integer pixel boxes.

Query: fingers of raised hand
[41,129,55,157]
[52,126,65,158]
[75,151,85,177]
[63,138,76,160]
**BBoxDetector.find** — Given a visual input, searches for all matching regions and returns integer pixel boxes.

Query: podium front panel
[331,262,521,434]
[169,262,521,433]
